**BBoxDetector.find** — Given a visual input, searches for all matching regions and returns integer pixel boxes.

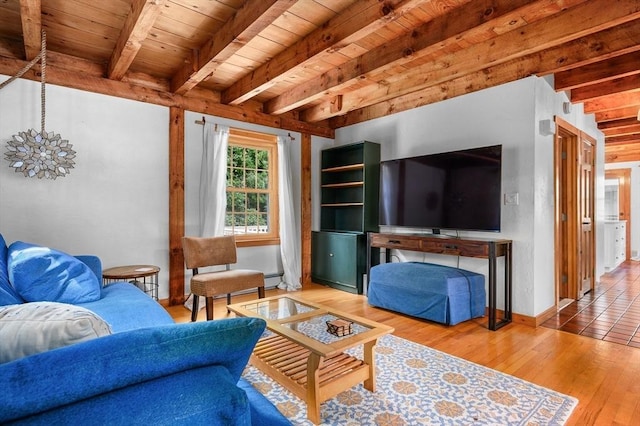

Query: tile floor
[541,260,640,348]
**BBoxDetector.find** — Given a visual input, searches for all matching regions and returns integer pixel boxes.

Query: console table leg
[306,353,323,424]
[363,339,377,391]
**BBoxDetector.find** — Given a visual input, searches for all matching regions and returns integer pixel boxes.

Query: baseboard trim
[485,305,557,328]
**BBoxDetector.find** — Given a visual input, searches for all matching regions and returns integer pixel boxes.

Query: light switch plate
[504,192,519,205]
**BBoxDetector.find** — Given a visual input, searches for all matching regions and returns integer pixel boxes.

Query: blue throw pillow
[0,234,23,306]
[7,241,101,304]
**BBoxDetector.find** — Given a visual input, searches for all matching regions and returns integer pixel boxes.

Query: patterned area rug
[242,334,578,425]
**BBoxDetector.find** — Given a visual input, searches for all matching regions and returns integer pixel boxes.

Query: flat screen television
[379,144,502,232]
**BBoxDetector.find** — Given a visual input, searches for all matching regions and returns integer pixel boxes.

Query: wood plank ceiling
[0,0,639,161]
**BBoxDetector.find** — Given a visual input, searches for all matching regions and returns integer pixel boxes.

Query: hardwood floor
[166,282,640,425]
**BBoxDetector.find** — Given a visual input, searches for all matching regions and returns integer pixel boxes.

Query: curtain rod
[194,116,296,140]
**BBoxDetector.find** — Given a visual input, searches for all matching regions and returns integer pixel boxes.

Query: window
[225,128,279,246]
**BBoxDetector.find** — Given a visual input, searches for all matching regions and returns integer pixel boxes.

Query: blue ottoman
[368,262,486,325]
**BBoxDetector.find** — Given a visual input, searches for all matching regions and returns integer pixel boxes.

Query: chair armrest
[0,317,266,423]
[74,255,102,281]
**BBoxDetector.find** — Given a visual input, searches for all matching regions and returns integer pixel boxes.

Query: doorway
[554,117,596,306]
[604,168,631,262]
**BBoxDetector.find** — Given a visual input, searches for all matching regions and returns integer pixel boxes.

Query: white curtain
[277,135,302,291]
[199,123,229,237]
[187,123,228,311]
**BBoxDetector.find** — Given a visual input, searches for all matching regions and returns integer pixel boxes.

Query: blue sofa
[368,262,486,325]
[0,234,290,425]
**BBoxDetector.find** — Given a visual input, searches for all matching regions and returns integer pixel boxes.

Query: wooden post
[168,107,185,305]
[301,133,312,287]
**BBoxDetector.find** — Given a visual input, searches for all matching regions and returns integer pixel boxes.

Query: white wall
[334,76,604,317]
[0,75,170,297]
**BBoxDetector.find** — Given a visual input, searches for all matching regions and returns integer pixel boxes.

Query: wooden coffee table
[228,294,394,424]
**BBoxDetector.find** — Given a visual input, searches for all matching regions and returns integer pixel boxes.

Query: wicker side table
[102,265,160,300]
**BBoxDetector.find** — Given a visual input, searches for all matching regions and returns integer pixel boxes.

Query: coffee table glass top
[238,297,318,320]
[228,295,390,351]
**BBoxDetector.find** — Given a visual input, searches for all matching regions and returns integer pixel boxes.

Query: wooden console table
[367,233,512,331]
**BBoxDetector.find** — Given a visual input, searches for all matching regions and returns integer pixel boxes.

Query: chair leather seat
[191,270,265,297]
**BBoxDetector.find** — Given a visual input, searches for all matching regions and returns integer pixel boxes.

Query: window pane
[233,192,246,212]
[246,170,256,189]
[257,170,268,189]
[225,213,232,226]
[245,149,256,169]
[247,193,258,211]
[257,150,269,169]
[258,194,268,213]
[232,168,244,188]
[234,214,245,227]
[226,192,233,212]
[232,146,244,168]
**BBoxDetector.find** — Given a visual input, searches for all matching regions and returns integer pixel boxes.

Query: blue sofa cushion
[7,241,100,304]
[77,283,174,332]
[0,317,267,423]
[0,235,23,306]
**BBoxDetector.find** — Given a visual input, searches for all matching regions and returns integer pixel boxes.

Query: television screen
[379,145,502,232]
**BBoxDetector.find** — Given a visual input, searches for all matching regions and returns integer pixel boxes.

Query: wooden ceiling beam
[583,91,640,113]
[221,0,435,105]
[108,0,164,80]
[606,135,640,144]
[601,124,640,137]
[605,142,640,163]
[313,0,640,123]
[555,51,640,90]
[598,118,640,130]
[265,0,552,115]
[330,19,640,128]
[19,0,41,60]
[571,74,640,103]
[0,55,334,138]
[596,106,640,123]
[171,0,293,95]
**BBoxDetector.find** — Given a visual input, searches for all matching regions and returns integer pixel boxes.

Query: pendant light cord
[0,30,47,134]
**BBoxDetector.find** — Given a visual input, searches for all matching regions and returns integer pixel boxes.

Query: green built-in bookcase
[311,141,380,294]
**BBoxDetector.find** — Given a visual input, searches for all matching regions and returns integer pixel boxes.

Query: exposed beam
[0,54,334,138]
[583,91,640,113]
[330,19,640,128]
[599,118,640,130]
[307,0,640,122]
[171,0,293,95]
[596,106,640,123]
[571,74,640,103]
[265,0,568,115]
[606,134,640,144]
[19,0,41,60]
[605,142,640,163]
[108,0,164,80]
[601,124,640,137]
[555,51,640,90]
[221,0,435,105]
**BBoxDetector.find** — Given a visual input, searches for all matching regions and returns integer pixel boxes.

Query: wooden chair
[182,235,265,321]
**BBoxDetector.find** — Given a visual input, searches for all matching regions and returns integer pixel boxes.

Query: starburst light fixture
[5,129,76,179]
[1,30,75,180]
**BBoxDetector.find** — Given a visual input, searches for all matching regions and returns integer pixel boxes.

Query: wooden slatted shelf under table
[228,294,394,425]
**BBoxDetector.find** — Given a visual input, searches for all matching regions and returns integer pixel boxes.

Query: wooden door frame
[605,168,631,261]
[554,117,596,304]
